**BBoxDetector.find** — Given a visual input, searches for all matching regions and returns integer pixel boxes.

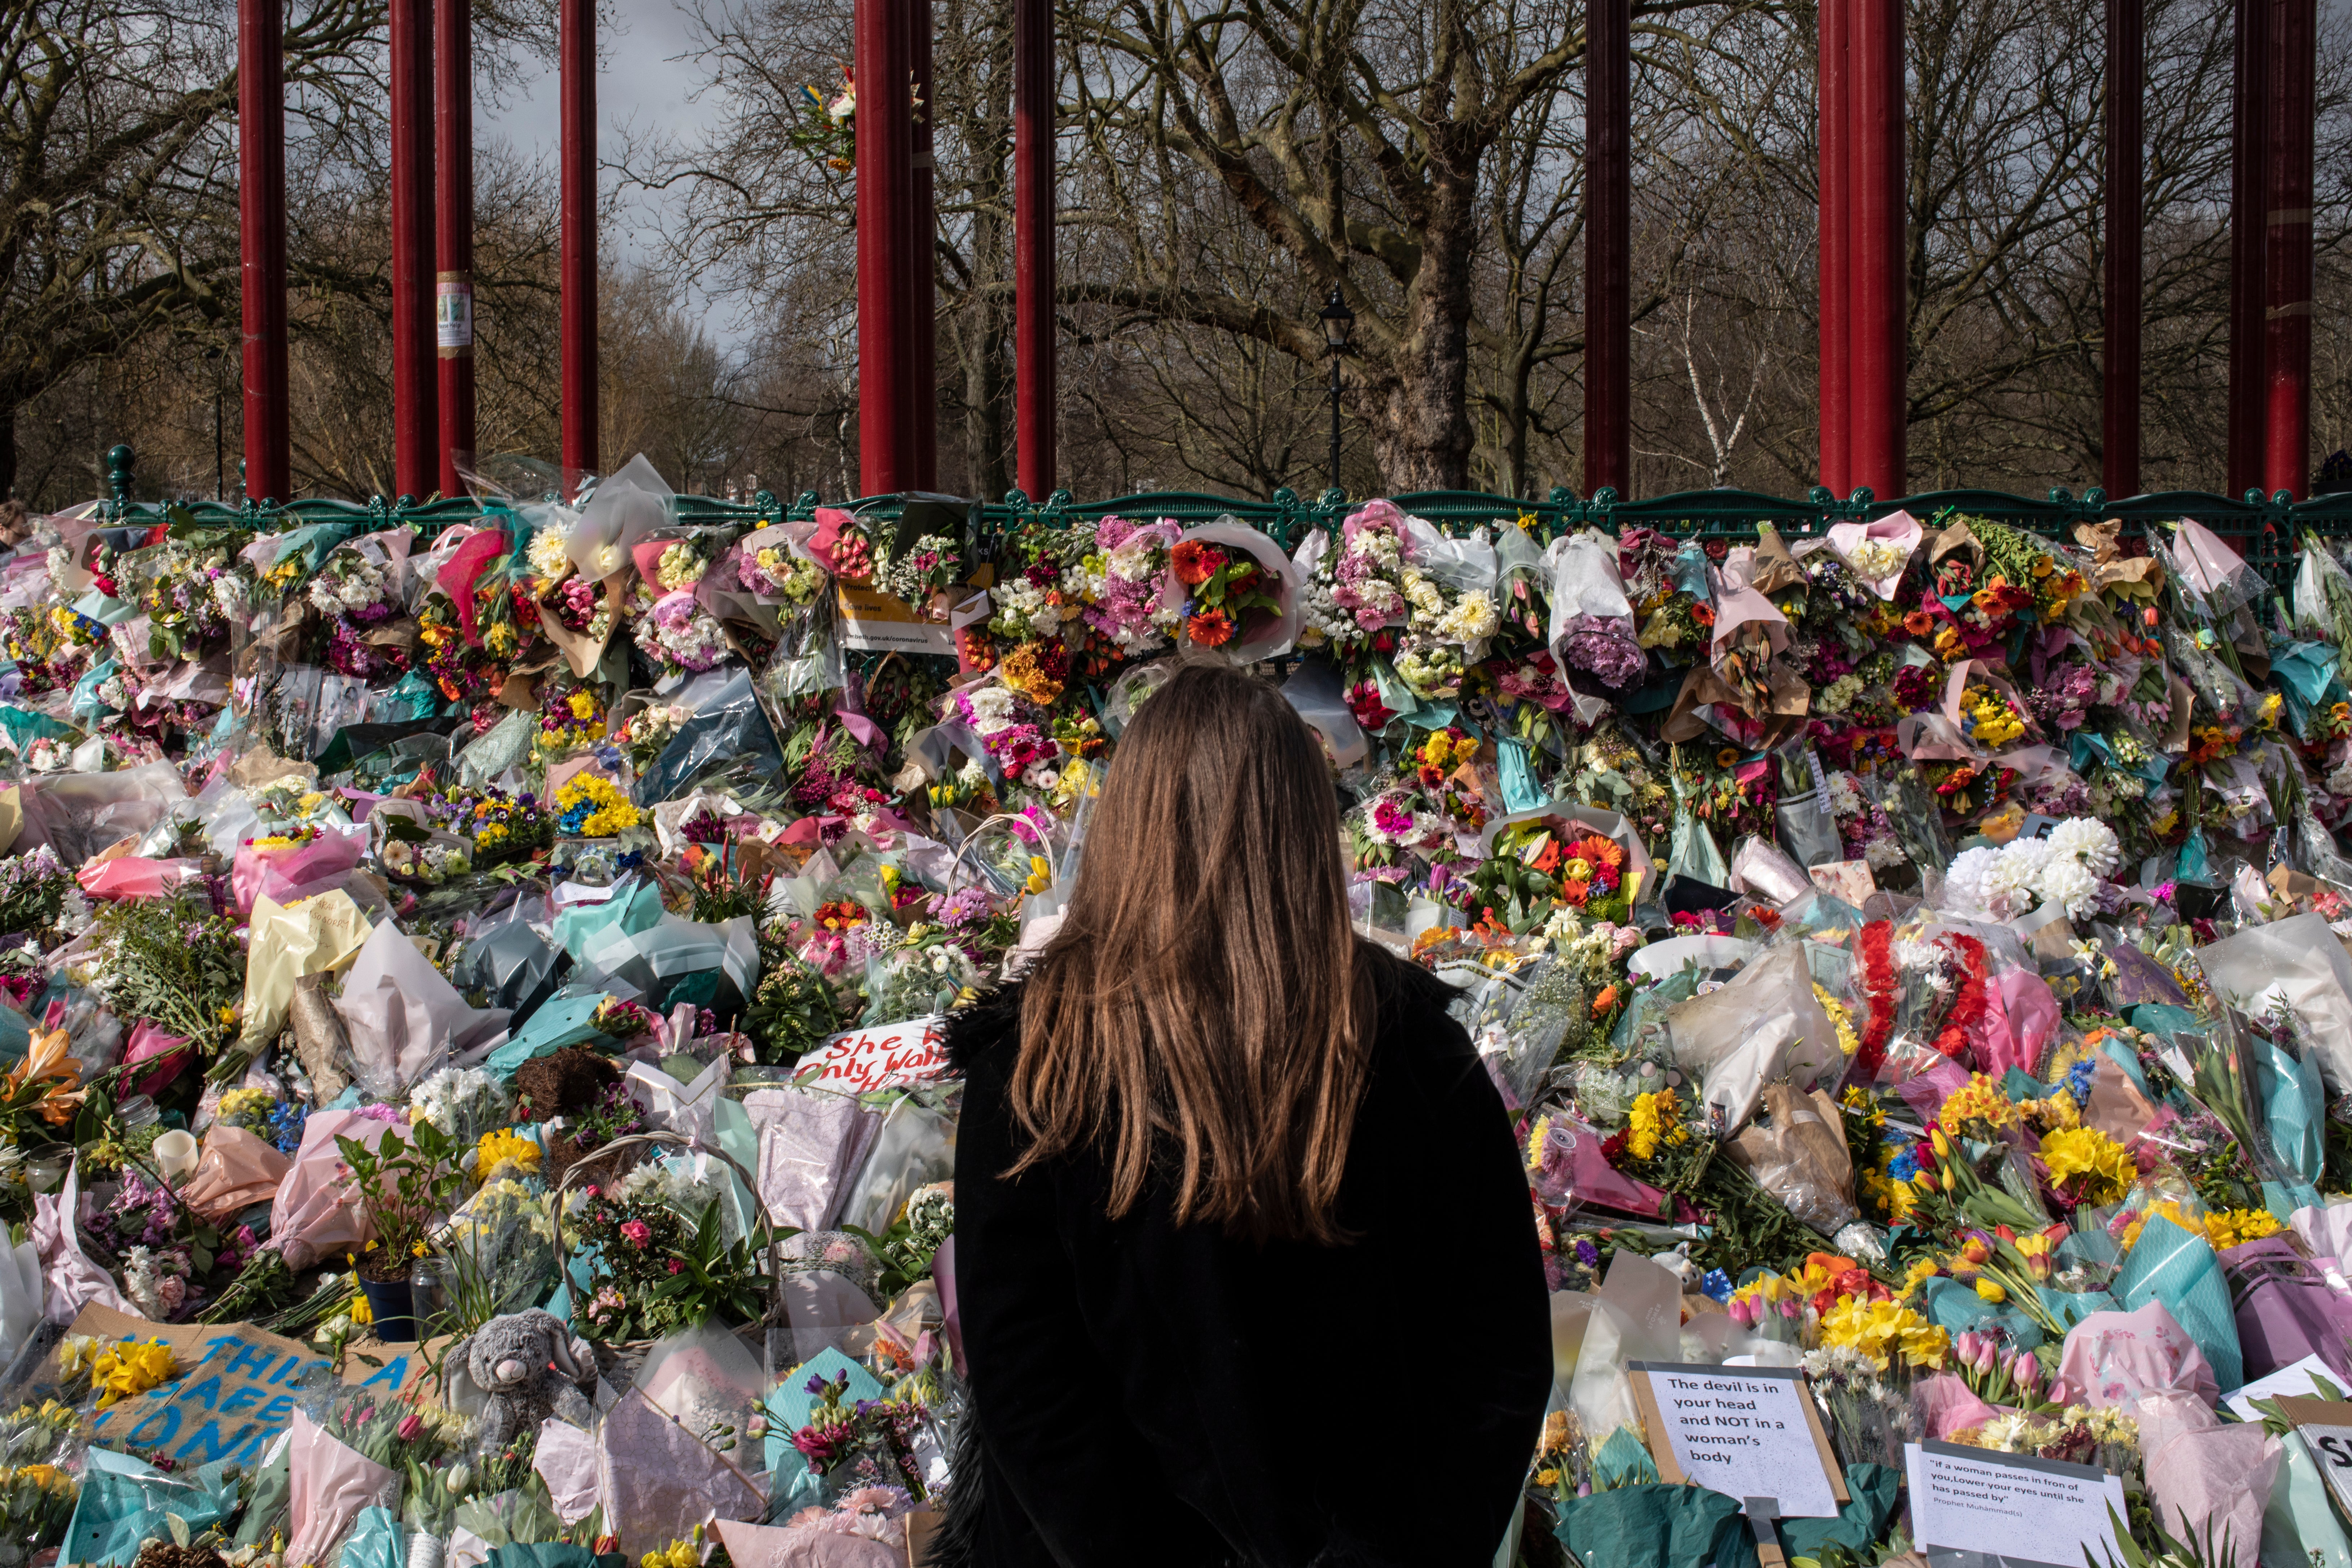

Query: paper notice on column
[1905,1441,2126,1568]
[836,582,955,655]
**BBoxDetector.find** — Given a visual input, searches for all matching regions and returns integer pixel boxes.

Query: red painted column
[2264,0,2316,500]
[1850,0,1905,501]
[858,0,914,495]
[435,0,476,497]
[560,0,598,486]
[1818,0,1851,499]
[1583,0,1631,499]
[390,0,436,500]
[909,0,937,490]
[238,0,289,504]
[2103,0,2143,499]
[2226,0,2270,498]
[1012,0,1054,498]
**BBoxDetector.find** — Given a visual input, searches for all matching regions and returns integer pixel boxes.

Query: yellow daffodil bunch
[2036,1126,2135,1206]
[1939,1073,2023,1132]
[1817,986,1861,1058]
[91,1338,179,1409]
[1820,1297,1951,1372]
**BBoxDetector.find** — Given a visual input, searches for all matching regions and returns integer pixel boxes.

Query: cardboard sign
[54,1304,435,1470]
[1904,1441,2126,1568]
[794,1015,949,1094]
[2277,1396,2352,1517]
[1626,1362,1845,1518]
[835,583,955,656]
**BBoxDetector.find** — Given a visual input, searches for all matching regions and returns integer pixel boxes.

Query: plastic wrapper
[749,1086,884,1232]
[231,827,367,915]
[2135,1387,2278,1568]
[0,1230,41,1370]
[453,914,567,1024]
[2263,1422,2352,1568]
[58,1451,240,1567]
[2220,1235,2352,1384]
[1663,942,1841,1131]
[335,920,511,1100]
[1279,656,1370,771]
[17,761,186,866]
[2198,911,2352,1093]
[1727,834,1812,904]
[636,1318,766,1454]
[1723,1082,1859,1234]
[241,888,372,1052]
[31,1160,132,1322]
[838,1093,956,1237]
[281,1406,403,1567]
[633,667,784,807]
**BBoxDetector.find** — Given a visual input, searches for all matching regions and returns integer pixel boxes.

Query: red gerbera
[1170,540,1226,586]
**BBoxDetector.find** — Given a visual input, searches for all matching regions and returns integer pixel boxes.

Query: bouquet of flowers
[783,1367,932,1502]
[615,700,692,776]
[736,536,830,603]
[564,1188,767,1343]
[0,846,72,939]
[307,550,401,626]
[554,772,642,838]
[139,551,233,661]
[1078,517,1180,654]
[633,589,733,676]
[1169,534,1281,651]
[533,680,608,759]
[877,533,963,610]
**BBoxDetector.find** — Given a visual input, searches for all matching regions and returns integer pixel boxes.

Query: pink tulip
[1974,1338,2000,1375]
[2012,1352,2042,1393]
[2047,1378,2072,1405]
[397,1413,423,1442]
[1955,1331,1982,1365]
[1728,1296,1758,1328]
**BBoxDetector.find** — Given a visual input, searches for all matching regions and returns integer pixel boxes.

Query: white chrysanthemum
[1864,836,1907,871]
[2039,858,2100,921]
[1980,841,2047,921]
[2044,816,2121,879]
[1939,845,2002,919]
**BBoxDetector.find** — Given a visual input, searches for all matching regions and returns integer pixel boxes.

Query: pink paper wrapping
[231,830,367,916]
[1914,1372,2001,1440]
[121,1020,195,1099]
[2058,1300,2220,1409]
[436,528,511,647]
[595,1388,765,1558]
[270,1108,409,1269]
[75,856,204,900]
[177,1125,293,1225]
[32,1163,135,1323]
[2293,1202,2352,1265]
[1824,510,1924,599]
[532,1414,602,1524]
[713,1520,904,1568]
[749,1087,883,1232]
[1971,969,2060,1079]
[283,1408,400,1567]
[2134,1389,2280,1568]
[1895,1057,1973,1120]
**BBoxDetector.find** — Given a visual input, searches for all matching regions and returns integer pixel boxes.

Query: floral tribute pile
[7,467,2352,1567]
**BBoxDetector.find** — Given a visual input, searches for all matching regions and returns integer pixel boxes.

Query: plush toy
[458,1307,597,1448]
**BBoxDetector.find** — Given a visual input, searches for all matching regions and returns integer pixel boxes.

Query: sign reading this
[1626,1362,1845,1519]
[1904,1440,2126,1568]
[794,1015,949,1095]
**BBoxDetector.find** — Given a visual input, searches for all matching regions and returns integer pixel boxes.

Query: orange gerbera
[1691,603,1716,627]
[1170,540,1224,586]
[1577,835,1625,869]
[1186,608,1236,647]
[1902,609,1935,636]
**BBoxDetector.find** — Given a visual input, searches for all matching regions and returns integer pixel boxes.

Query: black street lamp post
[1319,287,1354,496]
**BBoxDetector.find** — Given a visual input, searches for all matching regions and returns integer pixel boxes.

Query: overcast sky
[479,0,751,349]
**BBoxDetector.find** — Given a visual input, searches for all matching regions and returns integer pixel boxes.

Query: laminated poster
[1903,1440,2126,1568]
[1625,1361,1845,1519]
[2276,1396,2352,1519]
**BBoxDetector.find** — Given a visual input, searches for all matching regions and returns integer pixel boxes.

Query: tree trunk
[1368,141,1478,491]
[0,400,14,500]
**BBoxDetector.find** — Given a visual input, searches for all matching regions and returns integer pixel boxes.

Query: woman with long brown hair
[936,656,1551,1566]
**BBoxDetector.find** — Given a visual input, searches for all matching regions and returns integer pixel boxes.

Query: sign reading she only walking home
[1626,1361,1846,1518]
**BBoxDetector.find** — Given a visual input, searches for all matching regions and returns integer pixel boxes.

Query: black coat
[933,945,1552,1568]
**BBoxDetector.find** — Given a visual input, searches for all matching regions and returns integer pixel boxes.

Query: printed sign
[55,1305,432,1469]
[2276,1396,2352,1518]
[436,278,474,352]
[795,1014,949,1094]
[2224,1353,2341,1421]
[1626,1362,1845,1518]
[835,583,955,655]
[1904,1440,2126,1568]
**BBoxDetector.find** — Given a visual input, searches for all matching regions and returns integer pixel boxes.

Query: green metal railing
[93,444,2352,592]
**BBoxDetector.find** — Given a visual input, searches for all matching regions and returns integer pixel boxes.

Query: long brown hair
[1008,654,1375,1244]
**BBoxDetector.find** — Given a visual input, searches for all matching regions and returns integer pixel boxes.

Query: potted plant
[336,1119,464,1341]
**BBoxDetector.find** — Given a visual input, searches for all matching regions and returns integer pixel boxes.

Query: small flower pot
[357,1274,419,1342]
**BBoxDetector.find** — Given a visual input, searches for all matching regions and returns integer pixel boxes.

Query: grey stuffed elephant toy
[459,1308,597,1449]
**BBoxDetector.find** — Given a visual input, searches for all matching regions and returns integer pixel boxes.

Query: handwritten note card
[795,1015,949,1095]
[1627,1362,1843,1518]
[1905,1441,2125,1568]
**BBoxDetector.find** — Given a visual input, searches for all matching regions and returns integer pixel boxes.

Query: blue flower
[1886,1150,1920,1182]
[1574,1239,1600,1267]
